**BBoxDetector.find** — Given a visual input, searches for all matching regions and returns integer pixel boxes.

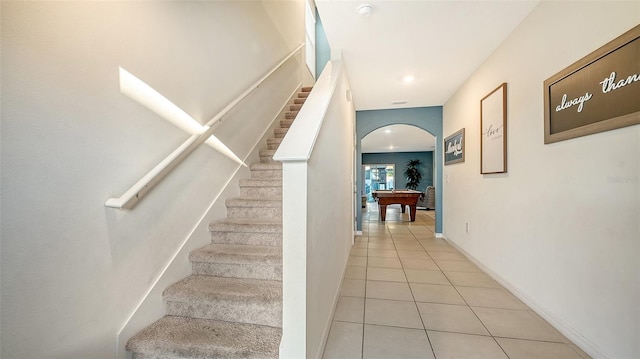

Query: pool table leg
[409,205,417,222]
[379,204,387,221]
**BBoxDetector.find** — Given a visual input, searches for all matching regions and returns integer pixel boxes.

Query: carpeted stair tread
[163,275,281,303]
[266,138,283,151]
[259,149,276,157]
[239,179,281,187]
[249,164,282,179]
[279,119,294,128]
[126,316,281,359]
[190,244,281,265]
[210,218,282,234]
[210,232,282,247]
[266,137,282,145]
[226,197,282,219]
[250,163,282,171]
[273,128,288,138]
[301,86,312,92]
[190,243,282,280]
[163,276,281,326]
[226,197,282,208]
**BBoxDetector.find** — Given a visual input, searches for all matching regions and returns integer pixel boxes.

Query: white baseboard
[355,231,363,236]
[435,232,444,238]
[442,234,608,359]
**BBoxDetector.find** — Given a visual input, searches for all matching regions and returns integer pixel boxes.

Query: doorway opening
[363,164,395,202]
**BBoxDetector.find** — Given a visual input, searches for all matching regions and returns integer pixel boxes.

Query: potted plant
[404,159,422,190]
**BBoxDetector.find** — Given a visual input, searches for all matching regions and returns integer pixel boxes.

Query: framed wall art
[444,128,465,165]
[544,24,639,144]
[480,83,507,174]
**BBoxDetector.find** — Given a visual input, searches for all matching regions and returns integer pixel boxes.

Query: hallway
[322,205,590,359]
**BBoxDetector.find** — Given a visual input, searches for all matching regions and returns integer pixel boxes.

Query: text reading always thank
[555,71,639,113]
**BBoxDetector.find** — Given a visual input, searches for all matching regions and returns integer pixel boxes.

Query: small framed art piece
[480,83,507,174]
[444,128,465,165]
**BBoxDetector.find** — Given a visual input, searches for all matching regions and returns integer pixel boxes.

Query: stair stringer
[115,84,301,359]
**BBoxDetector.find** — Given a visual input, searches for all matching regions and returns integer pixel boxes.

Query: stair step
[190,243,282,280]
[250,162,282,179]
[297,92,309,98]
[273,128,288,138]
[126,316,280,359]
[280,119,294,128]
[239,179,281,197]
[226,197,282,219]
[209,217,282,246]
[284,111,298,119]
[294,98,306,105]
[259,150,276,164]
[266,138,283,150]
[210,217,282,234]
[260,158,278,164]
[301,86,313,92]
[259,149,276,157]
[163,275,282,327]
[289,104,302,111]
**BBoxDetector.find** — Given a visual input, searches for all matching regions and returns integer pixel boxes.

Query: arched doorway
[361,124,435,202]
[356,107,443,234]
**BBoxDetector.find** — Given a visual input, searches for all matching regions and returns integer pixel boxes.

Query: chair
[417,186,435,210]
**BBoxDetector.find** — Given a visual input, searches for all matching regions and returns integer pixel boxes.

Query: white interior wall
[306,66,355,359]
[442,2,639,358]
[0,1,304,358]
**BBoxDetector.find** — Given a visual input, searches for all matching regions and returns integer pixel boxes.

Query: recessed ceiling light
[403,75,415,83]
[392,100,407,105]
[388,145,395,150]
[384,129,392,134]
[358,4,373,16]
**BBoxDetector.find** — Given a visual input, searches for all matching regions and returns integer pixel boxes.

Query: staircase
[126,86,312,359]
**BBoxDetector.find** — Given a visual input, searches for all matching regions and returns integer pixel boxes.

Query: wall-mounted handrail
[105,43,305,209]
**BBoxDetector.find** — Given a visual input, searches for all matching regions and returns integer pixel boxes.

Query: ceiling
[361,124,435,153]
[315,0,539,111]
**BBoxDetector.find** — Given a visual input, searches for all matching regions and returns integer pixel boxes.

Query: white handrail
[105,43,305,209]
[203,43,305,128]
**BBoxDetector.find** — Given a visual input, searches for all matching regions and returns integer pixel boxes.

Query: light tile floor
[322,204,591,359]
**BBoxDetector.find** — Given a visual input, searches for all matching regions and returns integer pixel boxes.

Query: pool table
[372,190,423,222]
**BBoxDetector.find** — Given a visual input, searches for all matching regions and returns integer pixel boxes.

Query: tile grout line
[394,227,438,359]
[358,208,438,358]
[424,236,516,359]
[360,225,369,359]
